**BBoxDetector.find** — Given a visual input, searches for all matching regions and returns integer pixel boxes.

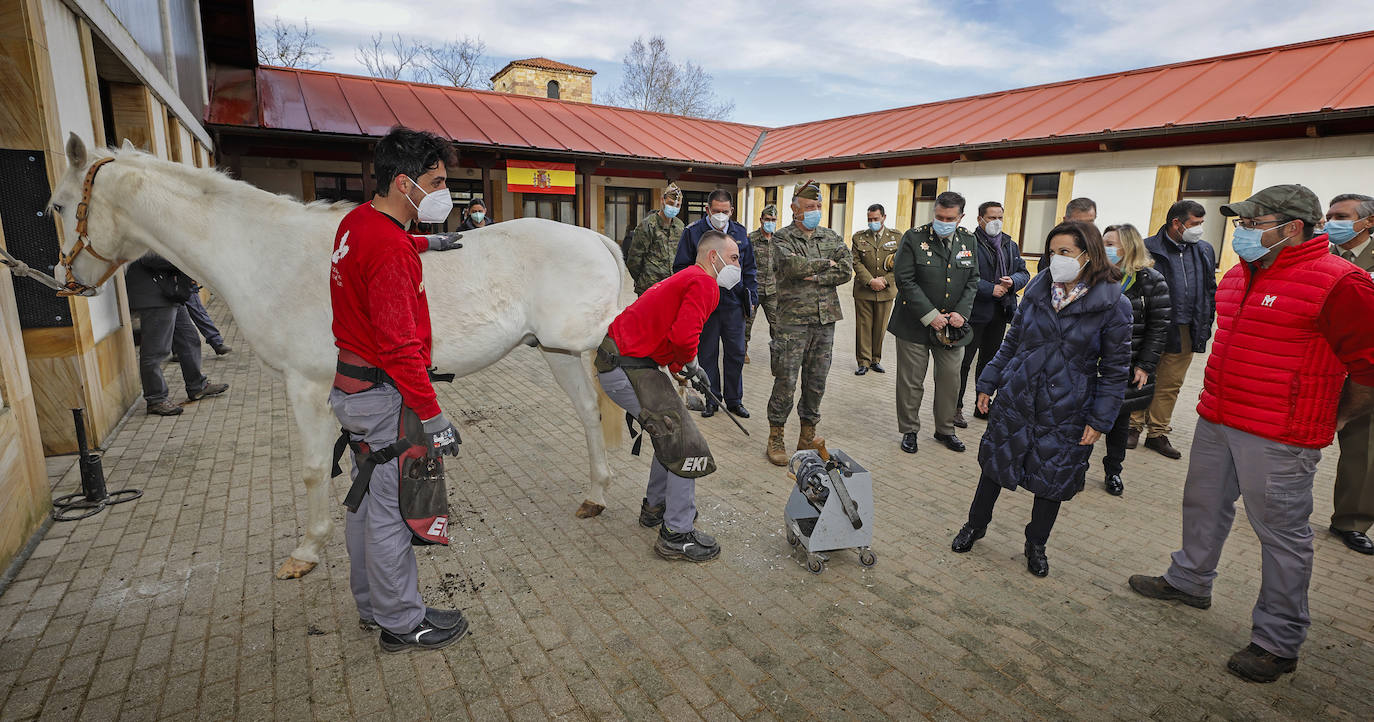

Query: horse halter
[57,157,125,297]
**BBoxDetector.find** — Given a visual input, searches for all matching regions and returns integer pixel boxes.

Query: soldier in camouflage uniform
[625,183,685,295]
[765,180,854,466]
[744,203,780,358]
[851,203,901,375]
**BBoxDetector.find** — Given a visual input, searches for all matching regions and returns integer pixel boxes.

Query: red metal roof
[751,30,1374,167]
[206,65,765,166]
[493,57,596,76]
[207,31,1374,169]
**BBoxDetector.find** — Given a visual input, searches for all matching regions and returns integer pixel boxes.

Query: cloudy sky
[254,0,1373,127]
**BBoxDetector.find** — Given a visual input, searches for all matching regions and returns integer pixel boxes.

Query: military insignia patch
[920,242,929,251]
[957,249,973,258]
[883,241,897,249]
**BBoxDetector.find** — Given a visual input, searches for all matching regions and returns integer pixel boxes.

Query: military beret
[761,203,778,218]
[663,182,683,202]
[793,179,821,201]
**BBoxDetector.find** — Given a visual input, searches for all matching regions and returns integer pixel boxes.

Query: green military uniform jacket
[771,223,854,326]
[750,227,777,298]
[851,226,901,301]
[887,224,980,346]
[625,210,685,294]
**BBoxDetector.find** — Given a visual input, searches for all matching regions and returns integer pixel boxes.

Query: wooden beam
[1003,173,1026,246]
[108,82,153,150]
[78,20,105,146]
[842,181,856,243]
[1220,161,1256,273]
[1148,165,1182,231]
[958,151,981,162]
[895,179,914,232]
[1054,171,1076,221]
[1098,141,1120,152]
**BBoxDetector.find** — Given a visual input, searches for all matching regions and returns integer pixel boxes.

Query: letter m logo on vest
[1262,294,1278,307]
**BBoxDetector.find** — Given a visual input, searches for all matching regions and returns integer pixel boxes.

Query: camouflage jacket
[851,226,901,301]
[771,223,854,325]
[625,211,685,294]
[749,227,778,298]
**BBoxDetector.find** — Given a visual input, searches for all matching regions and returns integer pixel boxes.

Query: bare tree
[256,16,332,69]
[421,36,493,89]
[355,33,425,81]
[601,36,734,120]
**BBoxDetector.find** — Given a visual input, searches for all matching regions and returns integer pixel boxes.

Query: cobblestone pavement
[1,294,1371,721]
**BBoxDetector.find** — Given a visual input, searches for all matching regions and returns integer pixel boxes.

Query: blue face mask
[1104,246,1120,264]
[802,209,822,230]
[662,204,680,219]
[1231,226,1278,262]
[762,220,776,234]
[868,221,882,233]
[932,219,957,237]
[1324,218,1369,244]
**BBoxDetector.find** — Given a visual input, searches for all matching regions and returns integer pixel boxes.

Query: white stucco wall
[1252,155,1374,211]
[945,173,1006,230]
[1072,167,1158,233]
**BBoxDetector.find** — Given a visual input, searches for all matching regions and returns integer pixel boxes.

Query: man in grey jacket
[124,253,228,415]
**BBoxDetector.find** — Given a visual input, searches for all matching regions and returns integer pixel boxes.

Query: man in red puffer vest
[1129,185,1374,683]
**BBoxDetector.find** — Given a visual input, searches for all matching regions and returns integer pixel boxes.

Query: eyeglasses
[1230,218,1287,230]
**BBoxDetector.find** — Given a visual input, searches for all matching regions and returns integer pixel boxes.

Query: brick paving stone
[1,294,1371,720]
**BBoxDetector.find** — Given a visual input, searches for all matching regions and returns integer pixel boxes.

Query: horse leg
[539,346,612,518]
[276,372,337,579]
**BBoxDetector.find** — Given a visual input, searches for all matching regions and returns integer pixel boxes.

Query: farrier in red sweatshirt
[609,265,720,374]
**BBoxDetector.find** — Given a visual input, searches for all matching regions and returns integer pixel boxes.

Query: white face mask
[985,219,1003,236]
[1048,251,1085,283]
[713,253,741,289]
[1180,224,1205,243]
[709,212,731,231]
[401,176,453,224]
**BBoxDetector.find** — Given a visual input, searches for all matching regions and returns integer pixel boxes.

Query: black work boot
[638,497,665,528]
[1104,474,1124,496]
[378,612,470,653]
[1227,643,1297,683]
[1128,574,1211,609]
[654,525,720,562]
[362,607,464,634]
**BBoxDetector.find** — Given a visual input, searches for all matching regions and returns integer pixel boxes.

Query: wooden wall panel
[108,82,152,150]
[1054,171,1076,221]
[842,182,856,243]
[895,179,914,232]
[1221,161,1256,273]
[1148,166,1182,230]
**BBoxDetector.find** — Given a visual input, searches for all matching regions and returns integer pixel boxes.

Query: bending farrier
[328,127,467,653]
[596,230,742,563]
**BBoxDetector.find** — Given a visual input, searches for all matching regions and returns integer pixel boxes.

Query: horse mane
[104,144,357,216]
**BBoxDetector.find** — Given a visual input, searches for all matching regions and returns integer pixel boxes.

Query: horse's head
[49,133,147,296]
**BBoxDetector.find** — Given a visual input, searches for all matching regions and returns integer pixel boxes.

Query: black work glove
[426,233,463,252]
[676,359,710,389]
[420,413,462,458]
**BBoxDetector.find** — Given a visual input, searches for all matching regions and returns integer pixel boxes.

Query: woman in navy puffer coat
[951,222,1132,577]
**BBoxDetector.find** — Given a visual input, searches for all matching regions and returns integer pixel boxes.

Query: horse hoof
[275,557,317,579]
[575,501,605,518]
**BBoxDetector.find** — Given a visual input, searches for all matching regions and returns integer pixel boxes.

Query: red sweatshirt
[609,265,719,373]
[330,203,441,419]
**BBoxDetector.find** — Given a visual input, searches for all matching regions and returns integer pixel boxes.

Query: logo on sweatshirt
[1262,294,1278,307]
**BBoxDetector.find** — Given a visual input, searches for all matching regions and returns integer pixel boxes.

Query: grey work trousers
[329,384,426,635]
[597,367,698,532]
[136,305,207,405]
[895,338,964,436]
[1164,418,1321,659]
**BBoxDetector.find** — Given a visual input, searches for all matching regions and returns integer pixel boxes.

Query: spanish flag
[506,160,576,196]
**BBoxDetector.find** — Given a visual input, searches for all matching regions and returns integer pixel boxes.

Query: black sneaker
[654,525,720,562]
[639,497,665,528]
[362,607,464,634]
[212,344,232,356]
[378,613,469,653]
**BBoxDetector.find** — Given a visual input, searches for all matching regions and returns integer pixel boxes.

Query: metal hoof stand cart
[783,449,875,574]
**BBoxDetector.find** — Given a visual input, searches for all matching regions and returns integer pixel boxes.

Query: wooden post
[895,179,915,232]
[1054,171,1076,221]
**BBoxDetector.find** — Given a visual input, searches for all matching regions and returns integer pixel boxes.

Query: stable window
[1179,165,1235,261]
[315,173,365,203]
[604,187,652,246]
[681,191,710,227]
[911,178,939,228]
[763,186,778,210]
[1020,173,1061,255]
[523,194,576,224]
[547,80,560,100]
[827,183,848,236]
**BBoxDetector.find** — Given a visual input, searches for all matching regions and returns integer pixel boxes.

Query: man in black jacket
[1131,200,1216,458]
[955,201,1030,427]
[125,253,229,415]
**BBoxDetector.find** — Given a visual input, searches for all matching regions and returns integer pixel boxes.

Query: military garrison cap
[793,179,821,201]
[1221,184,1322,226]
[663,182,683,202]
[761,203,778,218]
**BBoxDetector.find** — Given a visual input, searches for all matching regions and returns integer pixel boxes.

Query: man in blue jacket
[674,189,757,417]
[955,201,1030,428]
[1131,200,1216,458]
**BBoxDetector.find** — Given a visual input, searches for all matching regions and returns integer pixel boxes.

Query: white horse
[49,134,630,579]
